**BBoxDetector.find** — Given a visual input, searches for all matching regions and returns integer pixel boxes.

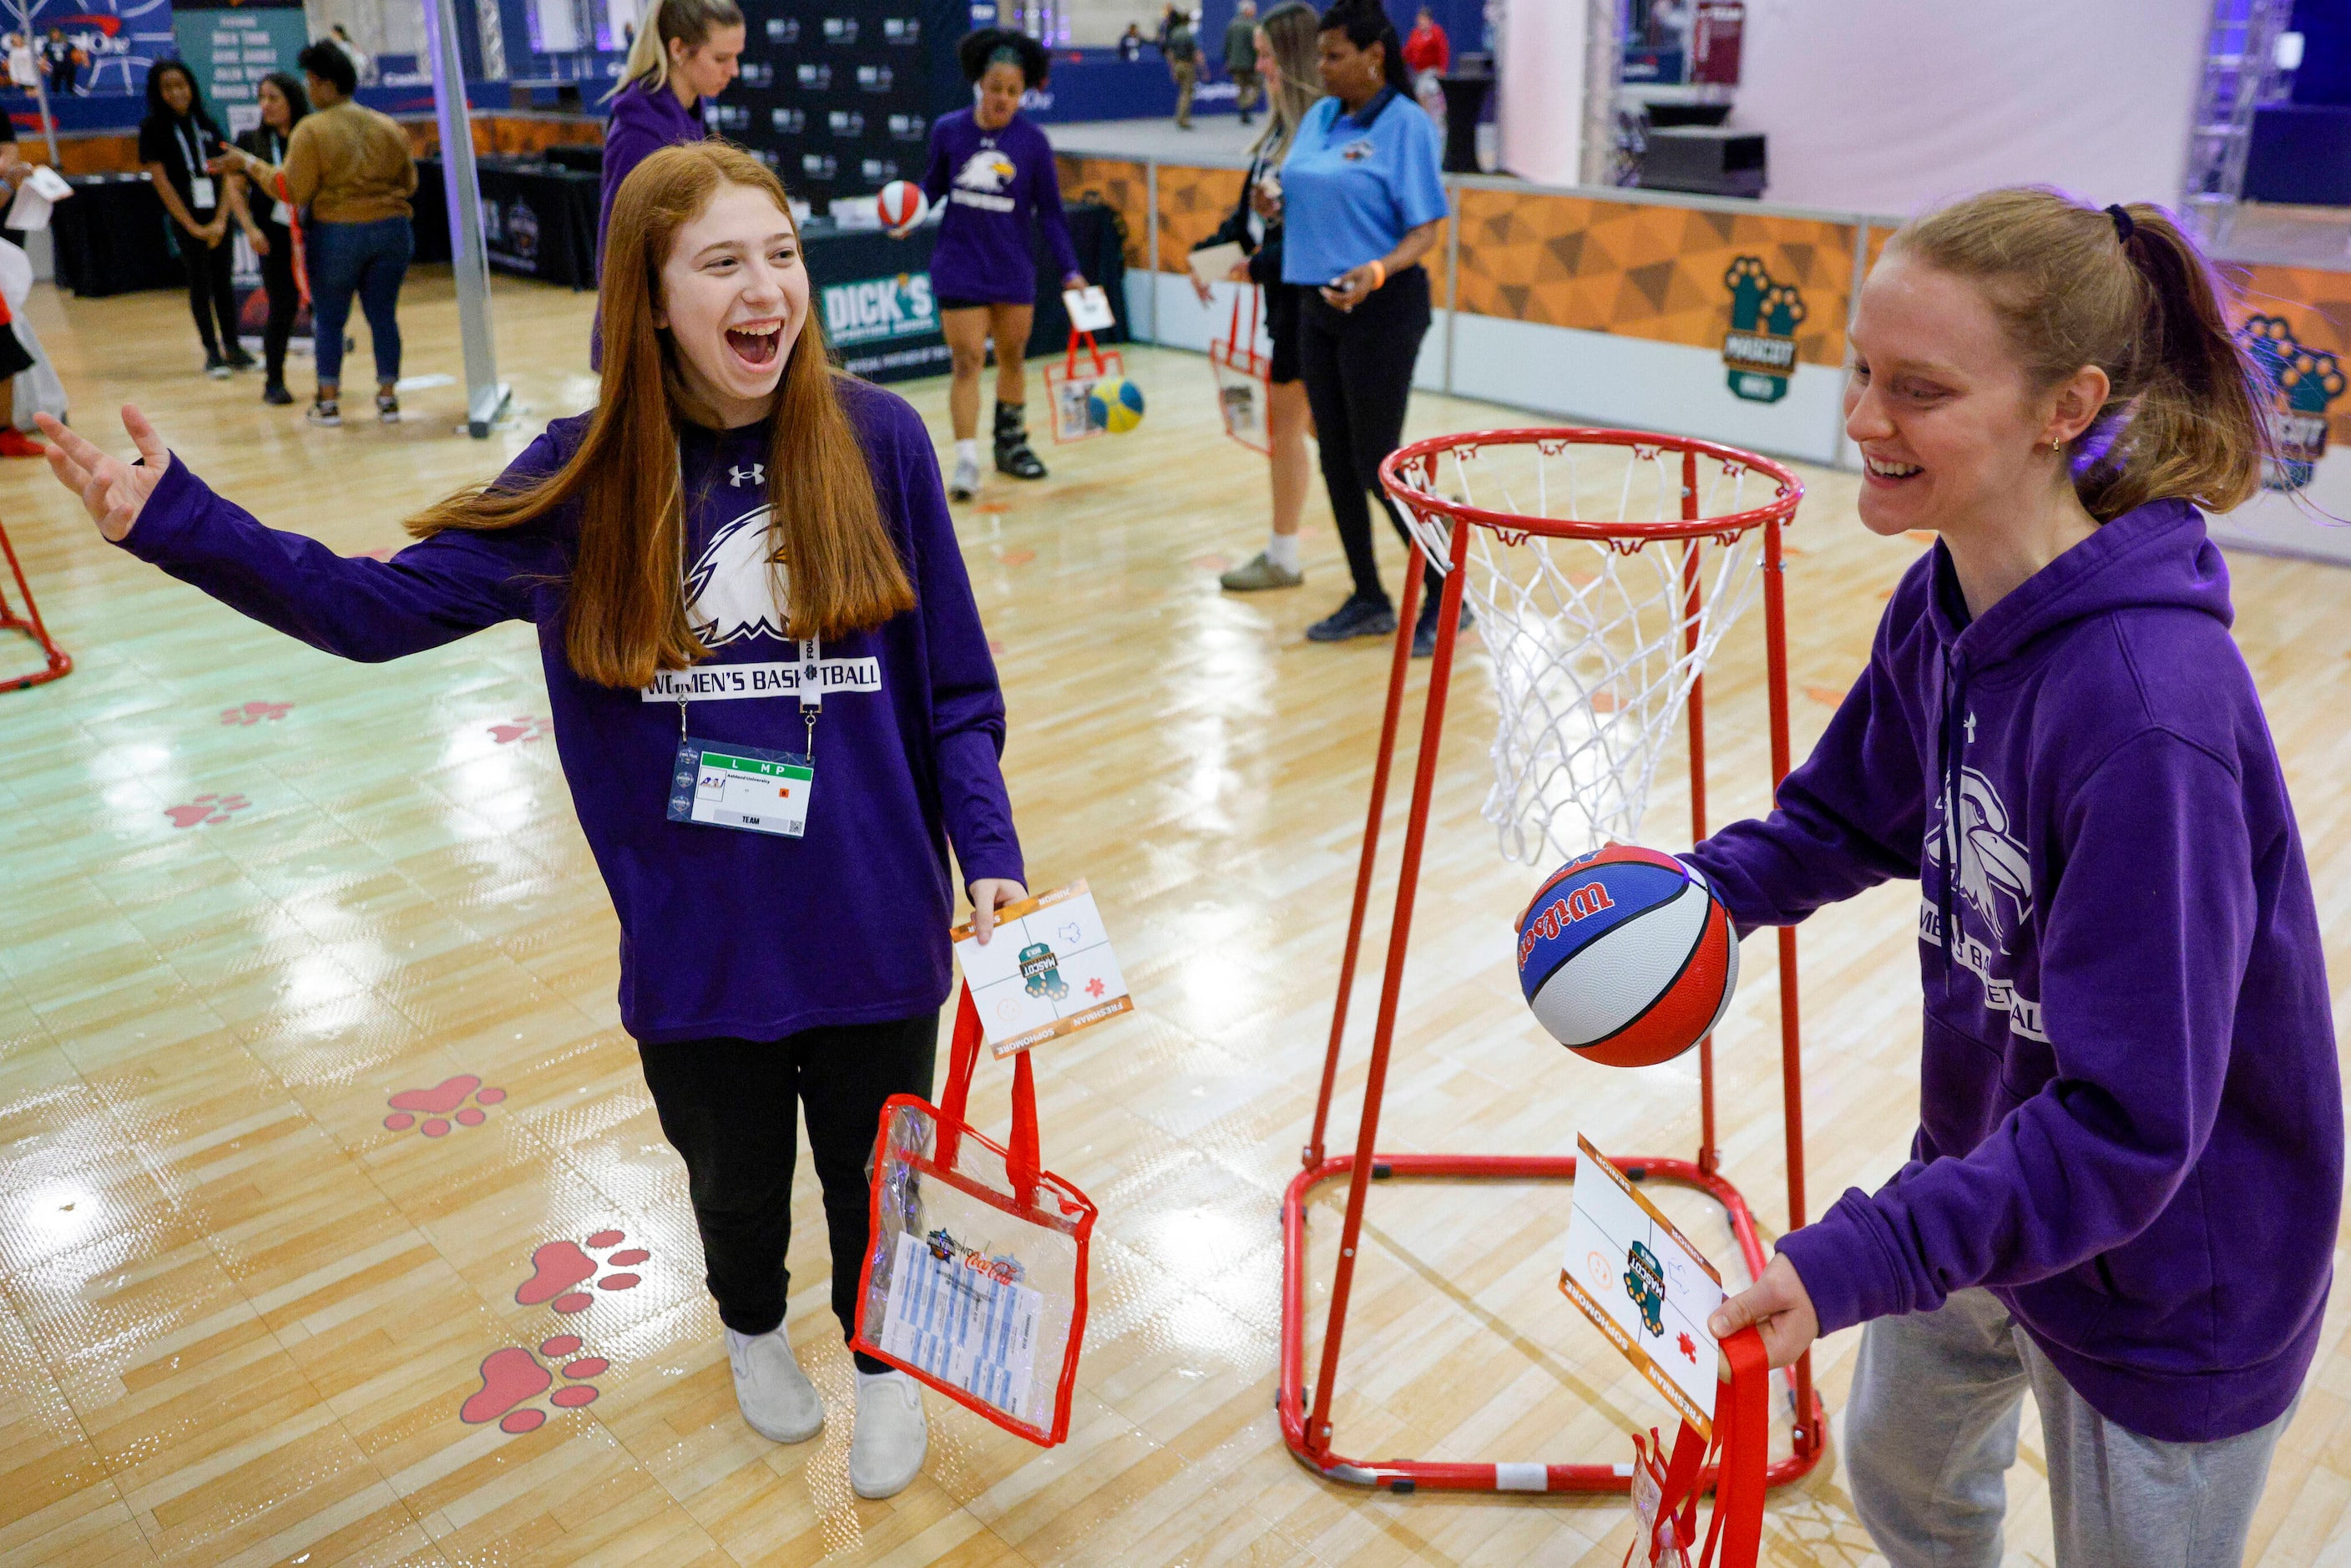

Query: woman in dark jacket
[1191,1,1321,591]
[226,72,309,406]
[138,61,248,378]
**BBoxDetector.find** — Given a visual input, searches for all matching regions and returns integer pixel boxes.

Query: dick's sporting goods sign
[822,271,938,346]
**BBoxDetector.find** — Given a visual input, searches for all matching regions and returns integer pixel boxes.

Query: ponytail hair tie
[2106,203,2135,244]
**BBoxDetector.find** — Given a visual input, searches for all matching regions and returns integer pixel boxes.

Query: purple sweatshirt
[597,78,706,275]
[919,108,1080,305]
[117,379,1024,1045]
[1686,500,2338,1444]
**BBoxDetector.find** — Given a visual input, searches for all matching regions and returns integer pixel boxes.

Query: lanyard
[175,119,207,186]
[669,440,821,759]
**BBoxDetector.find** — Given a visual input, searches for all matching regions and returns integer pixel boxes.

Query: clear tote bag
[1042,329,1126,444]
[1208,285,1272,454]
[851,984,1097,1444]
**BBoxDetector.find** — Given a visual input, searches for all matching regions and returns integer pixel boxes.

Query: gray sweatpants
[1846,1288,2293,1568]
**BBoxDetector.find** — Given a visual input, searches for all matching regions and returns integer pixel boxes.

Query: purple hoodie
[1685,499,2338,1444]
[919,108,1080,305]
[115,379,1024,1045]
[597,77,706,274]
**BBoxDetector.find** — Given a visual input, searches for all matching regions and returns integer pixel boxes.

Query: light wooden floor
[2,269,2348,1568]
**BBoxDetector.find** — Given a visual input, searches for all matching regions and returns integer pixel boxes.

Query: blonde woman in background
[1191,0,1322,592]
[592,0,742,360]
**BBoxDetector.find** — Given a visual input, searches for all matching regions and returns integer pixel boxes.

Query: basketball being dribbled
[876,180,928,229]
[1514,845,1738,1067]
[1087,377,1145,433]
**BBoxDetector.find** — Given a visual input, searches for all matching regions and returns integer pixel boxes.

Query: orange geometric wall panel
[1055,155,1150,269]
[1153,164,1248,271]
[2227,263,2351,448]
[1142,162,1449,299]
[1454,188,1857,367]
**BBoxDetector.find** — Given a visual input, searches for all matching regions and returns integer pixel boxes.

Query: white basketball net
[1392,436,1783,868]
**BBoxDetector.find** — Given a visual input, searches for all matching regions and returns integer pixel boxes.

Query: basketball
[1514,844,1739,1068]
[876,180,927,229]
[1087,376,1145,433]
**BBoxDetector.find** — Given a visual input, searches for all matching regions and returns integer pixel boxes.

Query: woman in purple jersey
[1696,189,2338,1565]
[897,28,1086,500]
[38,143,1027,1505]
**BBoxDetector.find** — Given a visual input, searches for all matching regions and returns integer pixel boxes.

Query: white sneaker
[724,1326,823,1443]
[848,1368,927,1498]
[948,453,981,501]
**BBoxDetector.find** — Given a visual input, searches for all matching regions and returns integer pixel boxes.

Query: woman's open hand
[37,405,169,542]
[968,878,1029,944]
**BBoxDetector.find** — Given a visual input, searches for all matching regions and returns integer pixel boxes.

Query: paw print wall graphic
[2242,314,2344,492]
[382,1074,507,1136]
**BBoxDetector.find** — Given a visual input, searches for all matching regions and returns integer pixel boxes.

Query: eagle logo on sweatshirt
[953,148,1018,194]
[1926,766,2034,947]
[684,506,790,647]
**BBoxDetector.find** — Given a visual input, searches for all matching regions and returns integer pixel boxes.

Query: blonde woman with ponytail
[38,142,1029,1504]
[1684,186,2334,1566]
[595,0,742,284]
[1192,0,1322,592]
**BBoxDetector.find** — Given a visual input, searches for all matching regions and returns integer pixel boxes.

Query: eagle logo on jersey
[953,148,1018,193]
[683,506,790,646]
[1925,765,2034,946]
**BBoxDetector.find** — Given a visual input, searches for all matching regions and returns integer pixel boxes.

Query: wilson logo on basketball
[1516,883,1615,967]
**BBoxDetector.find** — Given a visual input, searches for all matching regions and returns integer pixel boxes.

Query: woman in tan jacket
[215,39,416,427]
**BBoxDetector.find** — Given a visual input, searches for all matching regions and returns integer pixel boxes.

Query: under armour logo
[1964,711,1976,745]
[729,463,766,488]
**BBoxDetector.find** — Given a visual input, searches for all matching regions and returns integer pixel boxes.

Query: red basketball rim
[1378,426,1804,546]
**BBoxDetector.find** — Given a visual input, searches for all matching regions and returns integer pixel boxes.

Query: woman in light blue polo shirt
[1279,0,1450,650]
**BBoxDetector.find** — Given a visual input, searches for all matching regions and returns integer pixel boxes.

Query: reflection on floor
[3,268,2348,1565]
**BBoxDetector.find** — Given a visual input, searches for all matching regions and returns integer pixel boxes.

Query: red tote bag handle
[1622,1327,1769,1568]
[935,983,1043,1205]
[275,171,311,306]
[1063,327,1108,379]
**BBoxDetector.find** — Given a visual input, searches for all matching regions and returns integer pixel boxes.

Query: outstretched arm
[39,407,550,662]
[1681,620,1925,932]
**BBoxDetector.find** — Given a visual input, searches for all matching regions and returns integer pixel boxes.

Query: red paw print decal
[1084,977,1106,999]
[459,1333,607,1434]
[515,1230,650,1313]
[165,792,250,828]
[383,1073,506,1136]
[219,701,292,726]
[489,716,552,745]
[1677,1331,1697,1363]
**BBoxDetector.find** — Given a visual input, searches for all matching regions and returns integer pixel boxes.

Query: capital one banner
[7,0,179,102]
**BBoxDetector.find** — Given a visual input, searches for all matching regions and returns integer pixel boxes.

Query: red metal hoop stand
[1278,428,1825,1495]
[0,516,70,692]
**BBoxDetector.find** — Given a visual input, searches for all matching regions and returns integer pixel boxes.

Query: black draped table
[52,174,182,299]
[412,155,601,289]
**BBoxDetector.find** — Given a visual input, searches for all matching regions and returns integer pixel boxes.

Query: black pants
[179,225,237,358]
[637,1012,939,1373]
[257,220,299,386]
[1297,265,1437,609]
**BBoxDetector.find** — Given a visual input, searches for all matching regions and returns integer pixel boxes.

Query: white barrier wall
[1733,0,2212,217]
